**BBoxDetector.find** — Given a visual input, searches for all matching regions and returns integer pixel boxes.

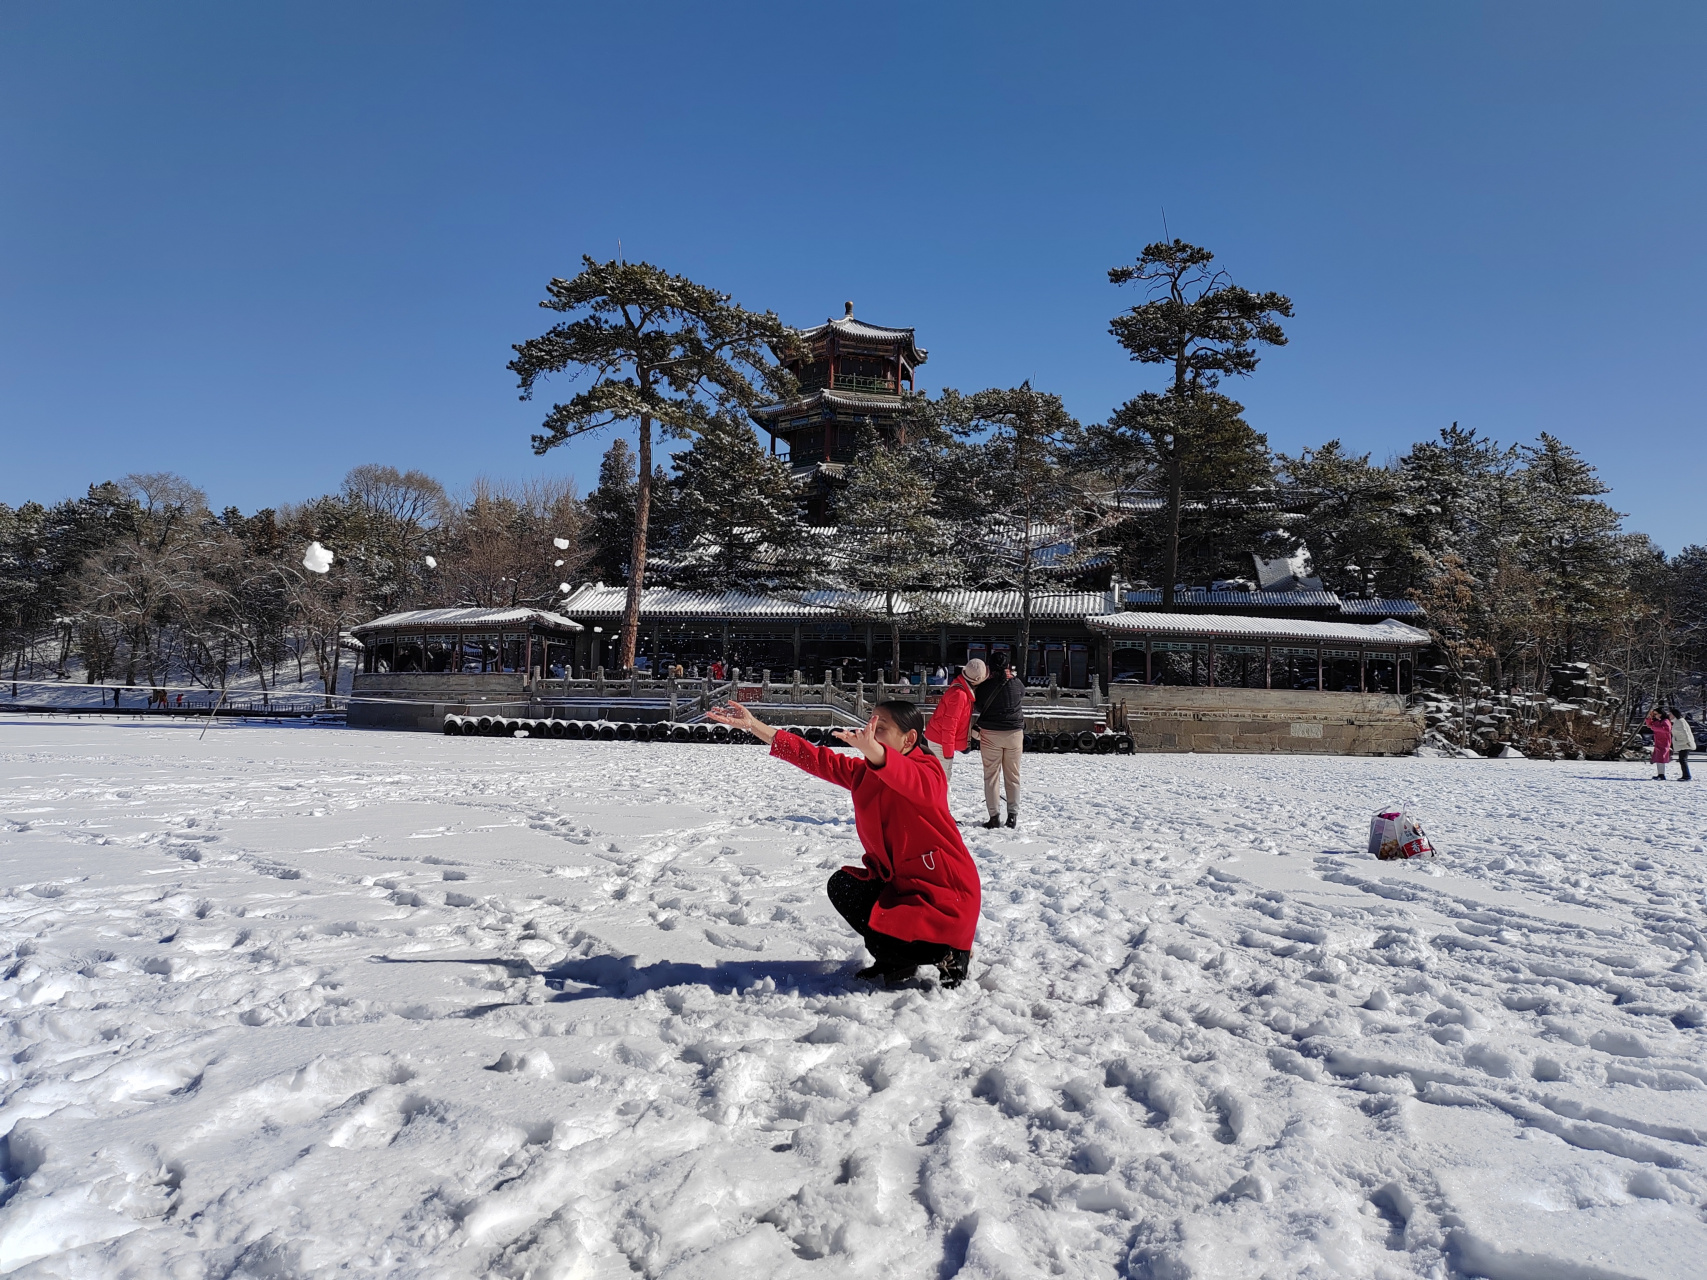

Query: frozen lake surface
[1,720,1704,1278]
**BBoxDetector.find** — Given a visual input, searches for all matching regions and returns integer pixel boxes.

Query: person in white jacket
[1669,706,1695,781]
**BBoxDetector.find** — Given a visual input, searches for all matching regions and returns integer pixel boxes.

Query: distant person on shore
[924,660,980,784]
[1645,707,1673,780]
[974,654,1027,829]
[707,698,979,988]
[1668,705,1694,781]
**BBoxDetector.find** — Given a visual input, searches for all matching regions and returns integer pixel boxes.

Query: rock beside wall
[1108,687,1422,756]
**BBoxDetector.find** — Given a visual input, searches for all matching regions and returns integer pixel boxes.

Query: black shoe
[938,949,972,989]
[1004,812,1017,829]
[855,962,917,986]
[982,815,1002,829]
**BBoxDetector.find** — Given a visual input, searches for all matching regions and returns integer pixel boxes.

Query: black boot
[982,814,1002,829]
[856,962,917,986]
[937,949,973,989]
[1005,810,1017,829]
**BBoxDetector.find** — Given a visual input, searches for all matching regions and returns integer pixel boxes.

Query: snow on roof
[1252,551,1322,592]
[1089,612,1430,646]
[351,607,583,634]
[750,387,915,419]
[793,313,926,363]
[1123,588,1346,610]
[1120,588,1422,618]
[557,585,1121,622]
[1334,598,1426,618]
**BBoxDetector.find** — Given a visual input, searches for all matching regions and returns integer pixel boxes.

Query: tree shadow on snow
[370,952,857,1012]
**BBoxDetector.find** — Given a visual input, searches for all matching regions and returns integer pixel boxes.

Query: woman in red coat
[923,660,981,783]
[708,698,981,988]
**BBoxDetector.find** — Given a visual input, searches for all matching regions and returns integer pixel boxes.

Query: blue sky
[3,2,1703,551]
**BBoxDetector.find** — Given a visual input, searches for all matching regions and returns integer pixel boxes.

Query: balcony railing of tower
[834,373,899,394]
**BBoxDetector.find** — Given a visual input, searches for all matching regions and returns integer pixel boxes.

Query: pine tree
[509,257,795,670]
[659,413,811,592]
[1107,241,1292,605]
[833,436,959,680]
[1278,441,1417,597]
[1091,388,1280,590]
[937,383,1109,666]
[585,439,639,585]
[1521,433,1625,665]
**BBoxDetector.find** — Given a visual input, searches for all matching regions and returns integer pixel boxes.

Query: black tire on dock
[671,725,691,743]
[804,726,824,744]
[1114,734,1134,754]
[1094,732,1116,753]
[528,720,549,738]
[616,722,635,741]
[442,716,461,735]
[711,724,731,743]
[460,718,480,736]
[548,719,567,739]
[564,721,585,740]
[691,724,712,743]
[1076,730,1097,753]
[476,716,496,735]
[597,723,616,741]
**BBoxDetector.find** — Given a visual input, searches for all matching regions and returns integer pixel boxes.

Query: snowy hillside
[1,721,1704,1278]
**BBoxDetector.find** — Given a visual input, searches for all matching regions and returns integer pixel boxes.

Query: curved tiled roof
[794,315,927,364]
[1090,612,1430,647]
[351,607,583,634]
[1123,589,1345,610]
[1336,598,1426,617]
[750,387,915,419]
[556,585,1121,623]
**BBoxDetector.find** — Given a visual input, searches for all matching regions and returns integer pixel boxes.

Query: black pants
[826,870,948,970]
[1678,750,1692,780]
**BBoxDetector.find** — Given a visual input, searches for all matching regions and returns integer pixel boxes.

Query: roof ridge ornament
[844,301,854,316]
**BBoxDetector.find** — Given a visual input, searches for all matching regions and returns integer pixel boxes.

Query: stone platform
[1109,686,1422,756]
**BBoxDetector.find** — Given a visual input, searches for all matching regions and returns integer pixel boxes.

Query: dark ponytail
[875,699,926,749]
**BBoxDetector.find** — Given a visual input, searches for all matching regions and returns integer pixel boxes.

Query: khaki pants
[979,728,1023,817]
[924,738,954,783]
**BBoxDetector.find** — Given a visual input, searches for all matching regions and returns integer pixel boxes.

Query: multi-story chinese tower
[749,302,926,524]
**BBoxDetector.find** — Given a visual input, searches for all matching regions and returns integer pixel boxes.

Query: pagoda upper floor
[749,303,926,466]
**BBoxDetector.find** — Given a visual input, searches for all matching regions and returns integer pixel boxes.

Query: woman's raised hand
[707,700,776,744]
[832,715,887,766]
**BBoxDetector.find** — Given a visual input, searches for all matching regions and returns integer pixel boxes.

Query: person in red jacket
[707,698,981,988]
[923,659,982,784]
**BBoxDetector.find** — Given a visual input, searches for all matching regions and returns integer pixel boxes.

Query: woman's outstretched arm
[708,701,862,788]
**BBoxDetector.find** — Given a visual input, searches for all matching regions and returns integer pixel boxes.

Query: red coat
[770,730,981,950]
[925,676,974,757]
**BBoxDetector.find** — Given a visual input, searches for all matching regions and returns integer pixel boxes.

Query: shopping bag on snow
[1369,809,1434,861]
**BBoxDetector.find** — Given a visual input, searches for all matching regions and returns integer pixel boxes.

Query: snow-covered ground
[1,721,1704,1279]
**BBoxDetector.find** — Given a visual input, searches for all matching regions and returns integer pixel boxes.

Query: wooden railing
[530,669,1103,722]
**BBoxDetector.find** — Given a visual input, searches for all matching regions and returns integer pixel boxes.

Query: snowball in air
[554,559,564,567]
[302,542,334,574]
[425,555,437,569]
[559,582,571,593]
[553,537,570,550]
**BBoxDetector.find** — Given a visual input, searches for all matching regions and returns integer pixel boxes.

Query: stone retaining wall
[1109,686,1422,756]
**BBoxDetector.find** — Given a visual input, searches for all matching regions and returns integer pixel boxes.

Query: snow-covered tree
[937,383,1109,664]
[1278,441,1417,597]
[658,413,812,592]
[1090,388,1281,591]
[833,436,961,680]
